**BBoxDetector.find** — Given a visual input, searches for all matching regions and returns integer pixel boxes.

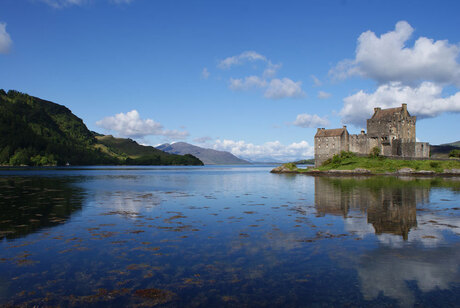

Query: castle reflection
[314,177,431,240]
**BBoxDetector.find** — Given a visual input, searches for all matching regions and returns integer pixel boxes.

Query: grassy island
[272,151,460,175]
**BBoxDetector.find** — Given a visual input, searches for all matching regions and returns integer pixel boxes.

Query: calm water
[0,166,459,307]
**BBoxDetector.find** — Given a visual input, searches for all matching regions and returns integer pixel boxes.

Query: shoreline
[270,165,460,177]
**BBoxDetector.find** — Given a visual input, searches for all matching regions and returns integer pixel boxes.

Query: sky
[1,0,459,162]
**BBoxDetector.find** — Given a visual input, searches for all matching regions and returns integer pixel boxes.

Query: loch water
[0,165,459,307]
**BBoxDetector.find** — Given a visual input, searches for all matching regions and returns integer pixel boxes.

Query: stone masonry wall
[349,134,369,155]
[315,134,348,167]
[415,142,430,158]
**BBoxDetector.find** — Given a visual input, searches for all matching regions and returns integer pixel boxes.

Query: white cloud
[193,136,213,144]
[111,0,133,3]
[218,51,267,69]
[229,76,305,99]
[263,61,282,78]
[293,113,329,128]
[0,23,12,54]
[311,75,322,87]
[357,246,460,307]
[264,78,305,99]
[96,110,189,140]
[229,75,267,91]
[201,67,210,79]
[212,139,314,162]
[340,81,460,126]
[39,0,134,8]
[219,51,304,99]
[317,91,331,99]
[330,21,460,86]
[39,0,86,8]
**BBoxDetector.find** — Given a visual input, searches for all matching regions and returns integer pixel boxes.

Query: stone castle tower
[314,104,429,167]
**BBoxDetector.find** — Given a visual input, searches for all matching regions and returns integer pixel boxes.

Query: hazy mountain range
[157,142,251,165]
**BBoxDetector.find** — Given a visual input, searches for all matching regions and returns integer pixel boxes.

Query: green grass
[316,151,460,173]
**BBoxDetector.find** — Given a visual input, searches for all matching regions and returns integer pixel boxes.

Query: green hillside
[96,135,203,165]
[0,90,203,166]
[430,141,460,158]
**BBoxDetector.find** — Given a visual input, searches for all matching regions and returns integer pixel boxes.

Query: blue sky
[1,0,459,161]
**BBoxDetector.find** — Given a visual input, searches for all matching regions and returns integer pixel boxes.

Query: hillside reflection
[314,176,457,240]
[0,177,85,240]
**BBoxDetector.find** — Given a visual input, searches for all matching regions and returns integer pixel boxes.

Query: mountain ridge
[157,142,250,165]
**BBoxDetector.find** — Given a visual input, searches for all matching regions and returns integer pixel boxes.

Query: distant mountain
[157,142,250,165]
[430,141,460,158]
[0,89,203,166]
[95,135,203,166]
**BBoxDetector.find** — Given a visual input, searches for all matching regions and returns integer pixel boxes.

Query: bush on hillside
[449,149,460,158]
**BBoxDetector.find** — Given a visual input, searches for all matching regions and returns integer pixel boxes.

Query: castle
[314,104,430,167]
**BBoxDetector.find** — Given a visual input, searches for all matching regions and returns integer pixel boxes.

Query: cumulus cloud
[96,110,189,140]
[212,139,313,162]
[317,91,331,99]
[293,113,329,128]
[229,76,267,91]
[218,51,267,69]
[264,78,305,99]
[340,81,460,126]
[0,23,12,54]
[330,21,460,86]
[201,67,210,79]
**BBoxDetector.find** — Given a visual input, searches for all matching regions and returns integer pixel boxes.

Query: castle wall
[400,141,416,157]
[313,105,429,166]
[367,107,416,143]
[349,134,369,155]
[415,142,430,158]
[315,135,346,167]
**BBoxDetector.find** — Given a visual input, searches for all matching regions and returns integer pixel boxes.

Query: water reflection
[315,176,459,240]
[0,177,85,240]
[314,176,460,306]
[0,168,458,306]
[357,244,460,307]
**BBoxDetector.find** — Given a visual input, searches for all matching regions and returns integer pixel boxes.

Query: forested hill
[95,135,203,165]
[0,90,203,166]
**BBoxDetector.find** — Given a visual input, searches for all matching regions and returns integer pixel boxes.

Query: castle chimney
[402,103,407,113]
[374,107,381,113]
[343,125,347,129]
[361,129,365,135]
